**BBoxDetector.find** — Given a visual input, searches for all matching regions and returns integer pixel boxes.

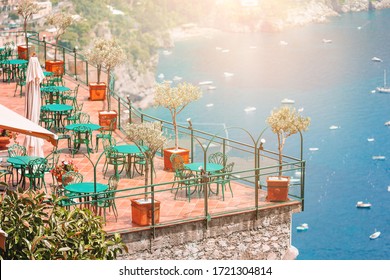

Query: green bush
[0,190,128,260]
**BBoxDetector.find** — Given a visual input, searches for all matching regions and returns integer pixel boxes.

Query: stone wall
[118,203,301,260]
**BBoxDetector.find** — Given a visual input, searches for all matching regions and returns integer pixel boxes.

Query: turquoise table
[41,85,70,104]
[7,156,41,188]
[64,182,108,208]
[43,71,53,77]
[41,104,73,131]
[65,123,101,131]
[184,162,223,173]
[113,144,147,178]
[2,59,28,81]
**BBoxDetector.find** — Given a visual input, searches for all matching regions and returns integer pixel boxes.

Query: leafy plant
[266,106,310,176]
[0,190,128,260]
[83,38,107,84]
[17,0,39,48]
[125,122,167,199]
[154,82,202,150]
[46,12,74,61]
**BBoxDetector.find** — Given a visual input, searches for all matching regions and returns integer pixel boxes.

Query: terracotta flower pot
[89,82,106,101]
[131,198,160,226]
[163,147,190,172]
[266,176,290,202]
[98,110,117,130]
[0,136,10,150]
[45,60,64,75]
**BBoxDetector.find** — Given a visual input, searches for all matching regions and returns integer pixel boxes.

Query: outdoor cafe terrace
[0,62,304,235]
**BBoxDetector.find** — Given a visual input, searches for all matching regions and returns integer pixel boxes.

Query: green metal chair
[39,108,55,130]
[44,152,60,186]
[208,152,228,166]
[98,175,119,223]
[56,171,83,209]
[14,64,27,97]
[78,112,90,124]
[24,158,48,192]
[62,84,79,107]
[170,153,185,192]
[210,162,235,201]
[71,125,93,156]
[95,117,116,152]
[8,143,27,188]
[174,166,199,202]
[103,146,126,179]
[64,103,83,125]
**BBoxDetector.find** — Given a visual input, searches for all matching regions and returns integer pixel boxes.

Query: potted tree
[266,106,310,202]
[97,38,126,130]
[125,122,167,226]
[83,38,108,101]
[154,81,202,171]
[16,0,39,60]
[45,12,74,75]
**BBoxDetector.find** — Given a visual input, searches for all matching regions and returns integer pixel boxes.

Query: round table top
[41,104,73,112]
[41,86,70,92]
[184,162,223,173]
[7,156,41,166]
[65,123,101,131]
[43,71,53,77]
[113,144,146,154]
[64,182,108,194]
[2,59,28,65]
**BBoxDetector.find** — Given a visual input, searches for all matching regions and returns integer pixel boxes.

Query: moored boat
[356,201,372,208]
[369,231,381,240]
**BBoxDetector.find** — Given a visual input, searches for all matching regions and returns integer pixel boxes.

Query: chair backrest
[27,158,48,176]
[62,171,83,186]
[45,152,60,170]
[223,162,234,177]
[8,144,27,157]
[208,152,228,166]
[78,112,90,124]
[102,137,116,150]
[108,175,119,191]
[170,153,184,171]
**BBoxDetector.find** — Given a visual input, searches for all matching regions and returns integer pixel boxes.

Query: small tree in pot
[16,0,39,60]
[83,38,109,101]
[154,81,202,171]
[96,38,126,130]
[265,106,310,201]
[45,12,74,74]
[125,122,167,225]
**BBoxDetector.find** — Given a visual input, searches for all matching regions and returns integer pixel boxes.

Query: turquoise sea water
[147,10,390,260]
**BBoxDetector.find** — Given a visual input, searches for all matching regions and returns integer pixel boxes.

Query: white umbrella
[23,55,46,157]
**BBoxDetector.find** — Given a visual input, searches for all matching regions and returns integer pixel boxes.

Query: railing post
[26,35,29,60]
[118,98,121,130]
[43,36,47,63]
[62,47,65,74]
[85,61,89,84]
[73,47,77,80]
[255,146,259,218]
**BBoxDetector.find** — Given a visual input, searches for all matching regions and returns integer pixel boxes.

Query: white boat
[329,125,339,130]
[173,76,182,82]
[369,231,381,240]
[372,156,386,160]
[279,40,288,46]
[372,57,383,62]
[162,50,172,55]
[387,186,390,192]
[221,49,230,53]
[158,73,165,79]
[199,81,213,86]
[281,98,295,104]
[298,107,304,112]
[376,70,390,93]
[367,138,375,142]
[296,223,309,232]
[223,72,234,77]
[244,106,256,112]
[309,147,319,151]
[206,103,214,107]
[322,39,332,43]
[207,86,216,90]
[356,201,372,208]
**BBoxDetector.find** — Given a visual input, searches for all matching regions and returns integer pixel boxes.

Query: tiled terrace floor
[0,73,300,234]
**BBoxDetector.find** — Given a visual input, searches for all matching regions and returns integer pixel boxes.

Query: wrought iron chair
[64,103,83,125]
[56,171,83,209]
[24,158,48,192]
[14,64,27,97]
[210,162,235,201]
[97,175,119,223]
[174,166,199,202]
[8,143,27,188]
[44,152,60,186]
[62,84,79,107]
[170,153,185,192]
[78,112,90,124]
[71,125,93,156]
[208,152,228,166]
[103,146,126,179]
[95,117,116,152]
[39,108,54,130]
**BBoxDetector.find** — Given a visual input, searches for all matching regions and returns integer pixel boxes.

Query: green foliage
[0,190,128,260]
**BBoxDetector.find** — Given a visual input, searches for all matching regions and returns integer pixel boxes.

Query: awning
[0,104,58,146]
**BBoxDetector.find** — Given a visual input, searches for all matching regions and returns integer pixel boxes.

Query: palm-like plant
[17,0,39,49]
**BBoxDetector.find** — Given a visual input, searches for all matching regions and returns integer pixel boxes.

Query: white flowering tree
[100,39,126,111]
[154,82,202,150]
[17,0,39,48]
[266,106,310,176]
[125,122,167,199]
[46,13,74,61]
[83,38,107,84]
